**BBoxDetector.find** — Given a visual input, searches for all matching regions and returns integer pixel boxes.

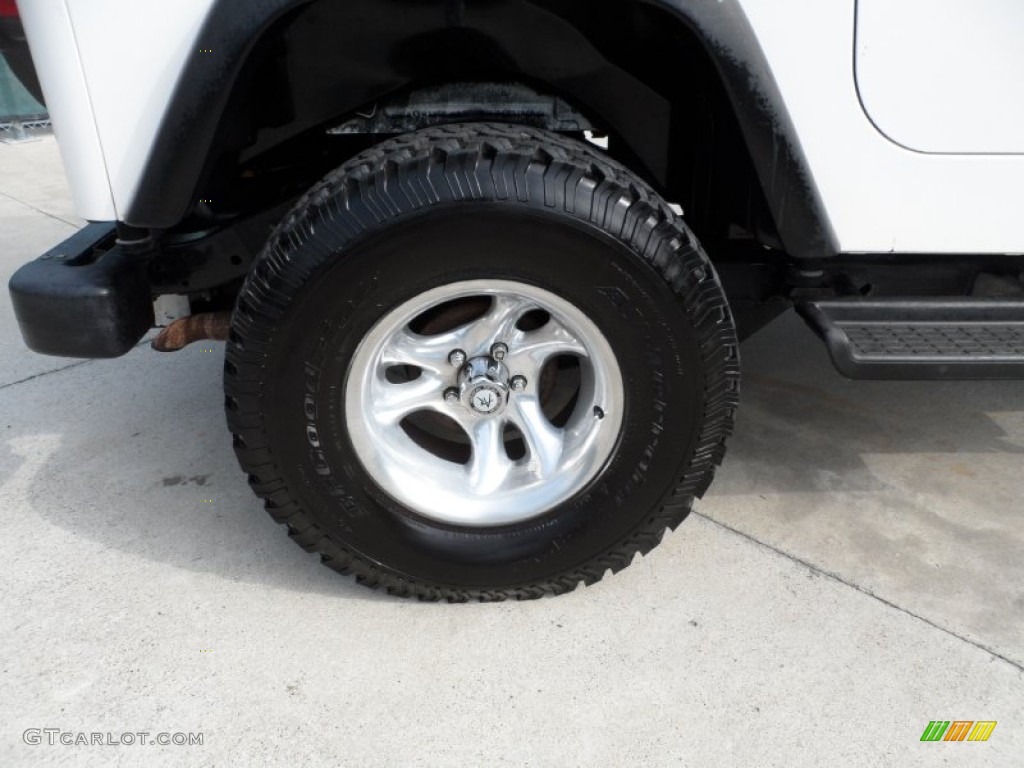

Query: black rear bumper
[8,208,274,358]
[8,223,154,358]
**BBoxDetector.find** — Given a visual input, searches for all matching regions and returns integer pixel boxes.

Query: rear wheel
[225,123,739,600]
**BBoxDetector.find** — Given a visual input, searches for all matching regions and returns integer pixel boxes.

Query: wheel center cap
[459,356,510,416]
[471,387,501,413]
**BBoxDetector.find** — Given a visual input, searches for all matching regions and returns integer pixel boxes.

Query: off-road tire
[224,123,739,601]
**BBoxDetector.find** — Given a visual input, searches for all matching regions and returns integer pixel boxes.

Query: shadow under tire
[224,123,740,600]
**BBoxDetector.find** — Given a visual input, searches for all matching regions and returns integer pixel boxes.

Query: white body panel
[64,0,216,216]
[17,0,114,220]
[742,0,1024,254]
[16,0,1024,254]
[855,0,1024,154]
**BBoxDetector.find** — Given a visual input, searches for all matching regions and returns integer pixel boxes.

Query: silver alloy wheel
[345,279,625,526]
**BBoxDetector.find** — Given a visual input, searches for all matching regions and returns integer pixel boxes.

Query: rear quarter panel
[742,0,1024,254]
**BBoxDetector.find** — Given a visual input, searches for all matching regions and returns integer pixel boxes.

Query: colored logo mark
[920,721,996,742]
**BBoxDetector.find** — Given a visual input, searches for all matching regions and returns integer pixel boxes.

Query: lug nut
[510,375,528,392]
[491,342,508,361]
[448,349,466,367]
[443,387,460,405]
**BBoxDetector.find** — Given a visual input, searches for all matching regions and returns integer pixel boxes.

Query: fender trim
[651,0,838,259]
[125,0,837,260]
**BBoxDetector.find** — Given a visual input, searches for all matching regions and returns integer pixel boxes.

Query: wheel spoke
[486,293,535,337]
[466,418,513,494]
[457,293,535,356]
[375,373,446,424]
[508,394,564,479]
[379,328,462,373]
[507,317,588,381]
[379,293,531,369]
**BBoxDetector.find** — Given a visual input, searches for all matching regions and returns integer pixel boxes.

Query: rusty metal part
[152,311,232,352]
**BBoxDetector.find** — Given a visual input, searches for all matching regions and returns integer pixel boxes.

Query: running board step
[796,299,1024,380]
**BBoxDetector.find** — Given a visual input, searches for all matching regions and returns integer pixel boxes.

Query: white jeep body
[17,0,1024,255]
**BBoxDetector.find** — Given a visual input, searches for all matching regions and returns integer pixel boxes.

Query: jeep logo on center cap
[471,386,501,414]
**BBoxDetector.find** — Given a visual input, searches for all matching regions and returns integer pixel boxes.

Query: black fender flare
[126,0,836,261]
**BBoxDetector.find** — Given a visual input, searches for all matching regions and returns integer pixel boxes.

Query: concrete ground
[1,137,1021,767]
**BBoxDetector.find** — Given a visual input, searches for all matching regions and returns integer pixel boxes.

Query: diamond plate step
[796,299,1024,380]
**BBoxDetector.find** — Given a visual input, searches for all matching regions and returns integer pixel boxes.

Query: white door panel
[856,0,1024,154]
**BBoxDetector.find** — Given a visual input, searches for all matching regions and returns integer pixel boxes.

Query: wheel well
[190,1,782,263]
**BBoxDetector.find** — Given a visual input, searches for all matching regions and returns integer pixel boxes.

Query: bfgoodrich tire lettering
[225,123,739,600]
